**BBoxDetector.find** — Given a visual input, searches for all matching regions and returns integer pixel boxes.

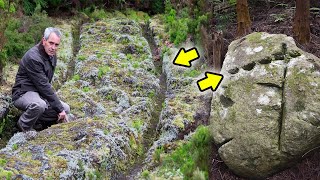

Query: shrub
[3,9,53,61]
[0,0,4,9]
[88,8,109,21]
[164,0,208,46]
[23,0,47,15]
[162,125,212,179]
[150,0,165,14]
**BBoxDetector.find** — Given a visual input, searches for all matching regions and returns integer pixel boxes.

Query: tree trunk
[200,26,224,71]
[212,31,223,71]
[293,0,310,44]
[236,0,251,37]
[200,25,212,66]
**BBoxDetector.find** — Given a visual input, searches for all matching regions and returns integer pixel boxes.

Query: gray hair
[43,27,62,40]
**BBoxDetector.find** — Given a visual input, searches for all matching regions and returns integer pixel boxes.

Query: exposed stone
[0,13,160,179]
[53,21,74,89]
[210,32,320,179]
[0,94,10,121]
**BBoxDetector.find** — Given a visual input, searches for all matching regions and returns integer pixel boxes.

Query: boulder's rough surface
[210,32,320,179]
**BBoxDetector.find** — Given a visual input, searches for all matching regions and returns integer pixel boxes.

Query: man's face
[42,33,60,56]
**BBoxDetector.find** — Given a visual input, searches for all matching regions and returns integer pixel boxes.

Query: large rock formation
[0,13,161,179]
[210,32,320,179]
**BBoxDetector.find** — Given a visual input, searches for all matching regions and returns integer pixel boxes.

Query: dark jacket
[12,43,64,113]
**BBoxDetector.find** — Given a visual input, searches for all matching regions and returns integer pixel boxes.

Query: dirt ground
[210,1,320,179]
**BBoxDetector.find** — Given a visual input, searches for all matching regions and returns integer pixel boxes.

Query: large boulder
[210,32,320,179]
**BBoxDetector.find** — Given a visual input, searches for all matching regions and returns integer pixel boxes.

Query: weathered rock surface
[0,63,18,123]
[52,21,74,89]
[210,32,320,179]
[0,13,160,179]
[0,95,10,121]
[142,16,213,179]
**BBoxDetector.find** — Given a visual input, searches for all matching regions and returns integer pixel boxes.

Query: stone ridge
[0,13,161,179]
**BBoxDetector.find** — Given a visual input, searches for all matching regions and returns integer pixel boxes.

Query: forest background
[1,0,319,83]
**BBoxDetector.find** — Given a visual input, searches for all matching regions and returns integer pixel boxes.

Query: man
[12,27,70,132]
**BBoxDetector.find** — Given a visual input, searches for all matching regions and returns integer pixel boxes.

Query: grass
[183,69,202,78]
[160,125,213,179]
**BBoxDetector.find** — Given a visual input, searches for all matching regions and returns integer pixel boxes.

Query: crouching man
[12,27,70,132]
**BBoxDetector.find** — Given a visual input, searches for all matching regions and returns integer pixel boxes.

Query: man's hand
[58,110,68,123]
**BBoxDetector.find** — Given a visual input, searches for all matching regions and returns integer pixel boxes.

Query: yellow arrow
[197,72,223,92]
[173,48,200,67]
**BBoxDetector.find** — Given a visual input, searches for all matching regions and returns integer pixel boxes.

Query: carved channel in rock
[259,57,272,64]
[65,22,83,85]
[278,55,288,150]
[220,95,235,108]
[257,82,281,89]
[228,67,239,74]
[217,138,234,148]
[125,20,167,179]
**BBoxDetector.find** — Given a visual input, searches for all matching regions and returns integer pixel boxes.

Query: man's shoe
[17,121,35,132]
[33,123,43,131]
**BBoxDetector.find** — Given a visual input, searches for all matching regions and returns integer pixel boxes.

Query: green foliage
[164,6,189,45]
[12,143,18,150]
[88,8,109,21]
[215,11,236,31]
[0,117,7,135]
[141,170,150,179]
[3,19,33,59]
[125,9,150,23]
[3,11,53,61]
[154,146,164,163]
[150,0,165,14]
[87,169,102,180]
[148,90,155,99]
[126,54,133,60]
[0,0,4,9]
[0,167,13,180]
[183,69,202,78]
[82,86,90,92]
[132,119,143,132]
[98,66,110,79]
[162,126,213,179]
[23,0,47,15]
[78,55,86,61]
[72,74,80,81]
[9,3,16,13]
[164,0,209,45]
[0,159,7,167]
[133,62,139,68]
[228,0,237,6]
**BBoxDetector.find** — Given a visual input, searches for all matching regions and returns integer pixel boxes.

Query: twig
[302,146,320,157]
